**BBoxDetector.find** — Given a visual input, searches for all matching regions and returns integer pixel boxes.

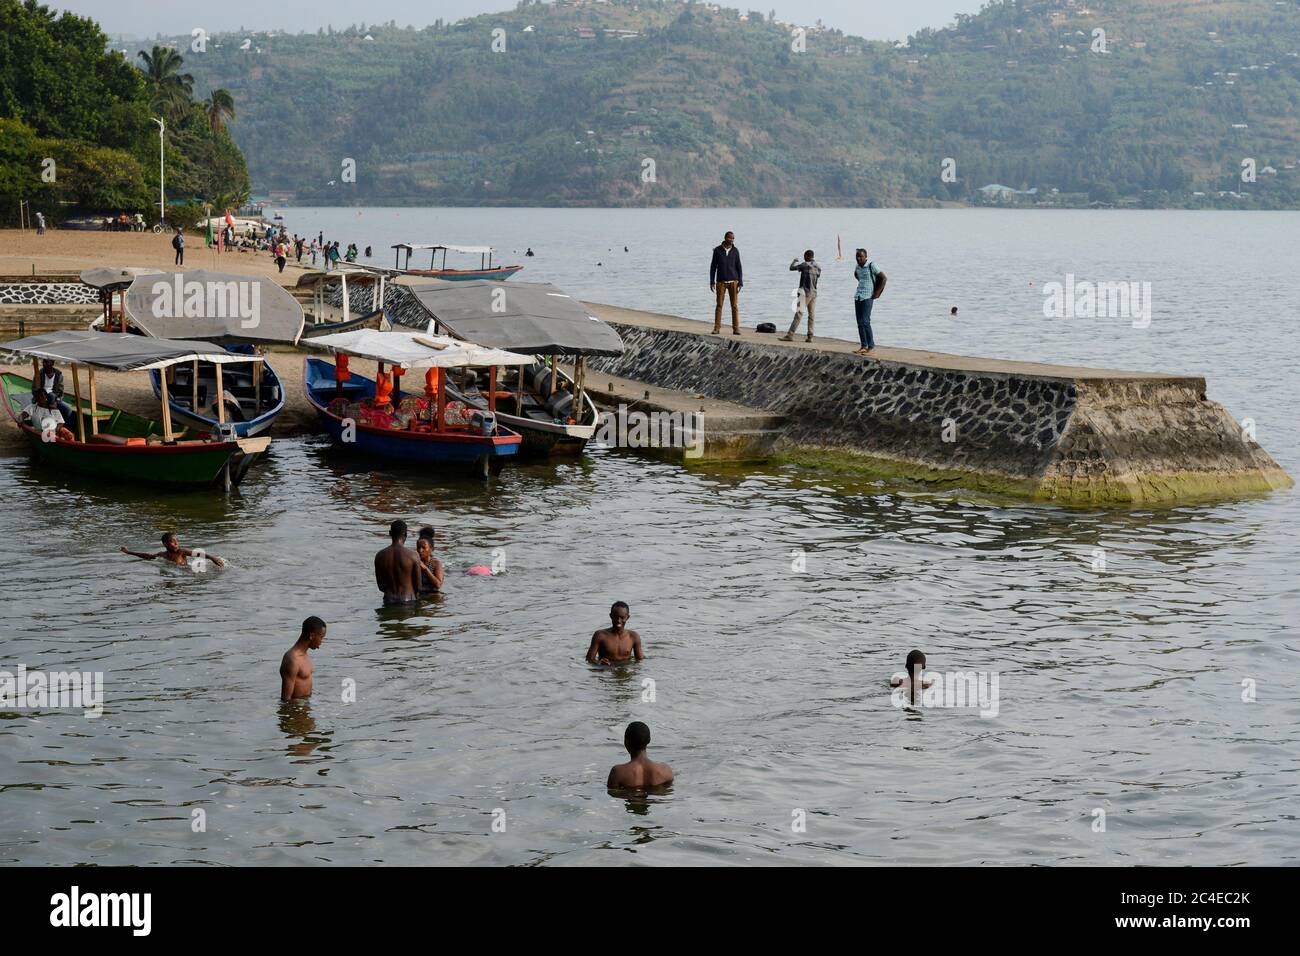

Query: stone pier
[580,303,1293,506]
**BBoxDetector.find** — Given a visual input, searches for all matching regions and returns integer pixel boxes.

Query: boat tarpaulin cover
[124,270,305,345]
[79,267,163,290]
[406,280,625,356]
[305,329,533,369]
[0,330,265,371]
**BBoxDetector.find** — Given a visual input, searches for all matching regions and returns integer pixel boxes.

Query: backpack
[171,234,181,250]
[871,266,887,300]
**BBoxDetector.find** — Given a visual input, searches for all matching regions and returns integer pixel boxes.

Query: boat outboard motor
[215,421,240,442]
[471,410,496,436]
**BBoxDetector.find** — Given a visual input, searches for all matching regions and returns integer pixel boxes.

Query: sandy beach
[0,227,308,283]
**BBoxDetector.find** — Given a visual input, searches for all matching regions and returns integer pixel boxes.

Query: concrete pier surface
[581,302,1293,507]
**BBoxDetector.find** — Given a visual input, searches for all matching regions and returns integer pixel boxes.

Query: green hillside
[177,0,1300,208]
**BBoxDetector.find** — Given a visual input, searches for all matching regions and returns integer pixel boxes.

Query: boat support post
[71,364,86,442]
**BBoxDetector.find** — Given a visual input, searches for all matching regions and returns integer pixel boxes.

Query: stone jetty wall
[584,323,1293,506]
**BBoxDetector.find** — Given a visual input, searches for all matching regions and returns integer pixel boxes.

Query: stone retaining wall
[0,283,98,305]
[586,323,1293,505]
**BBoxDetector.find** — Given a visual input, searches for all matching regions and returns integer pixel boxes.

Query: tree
[204,88,236,134]
[137,45,194,121]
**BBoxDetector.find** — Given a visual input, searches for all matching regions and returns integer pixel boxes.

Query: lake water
[2,209,1297,866]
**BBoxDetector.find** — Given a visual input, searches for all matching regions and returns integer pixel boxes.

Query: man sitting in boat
[31,358,74,427]
[21,391,75,442]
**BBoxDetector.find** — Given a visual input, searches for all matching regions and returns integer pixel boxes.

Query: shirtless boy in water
[119,532,226,567]
[607,721,674,789]
[890,649,935,704]
[280,616,327,701]
[585,601,644,665]
[374,520,422,605]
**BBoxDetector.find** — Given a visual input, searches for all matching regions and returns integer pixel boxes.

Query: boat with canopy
[122,270,305,439]
[390,243,522,282]
[401,280,624,455]
[81,266,162,332]
[302,329,534,478]
[294,264,393,338]
[1,330,271,489]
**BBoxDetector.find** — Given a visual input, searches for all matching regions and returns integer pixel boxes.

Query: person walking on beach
[709,231,743,335]
[781,249,821,342]
[852,248,885,355]
[607,722,674,789]
[171,227,185,266]
[280,616,327,701]
[274,240,287,274]
[294,236,304,263]
[35,211,45,235]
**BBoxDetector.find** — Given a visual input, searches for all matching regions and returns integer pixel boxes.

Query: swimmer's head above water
[906,649,926,676]
[610,601,629,632]
[301,615,327,649]
[389,519,407,544]
[624,720,651,756]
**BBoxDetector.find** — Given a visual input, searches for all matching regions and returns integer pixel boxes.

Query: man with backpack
[171,227,185,266]
[852,248,886,355]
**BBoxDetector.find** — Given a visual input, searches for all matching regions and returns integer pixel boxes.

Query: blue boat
[303,356,523,477]
[391,243,522,281]
[149,343,284,439]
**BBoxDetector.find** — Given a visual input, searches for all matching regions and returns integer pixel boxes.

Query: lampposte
[152,117,165,225]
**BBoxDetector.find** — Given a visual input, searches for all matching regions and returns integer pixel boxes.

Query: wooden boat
[444,359,597,457]
[300,307,387,338]
[302,330,536,479]
[402,281,624,456]
[147,343,283,439]
[123,271,307,441]
[391,243,522,282]
[1,332,271,489]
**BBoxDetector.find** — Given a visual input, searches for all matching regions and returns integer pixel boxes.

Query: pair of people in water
[374,520,444,605]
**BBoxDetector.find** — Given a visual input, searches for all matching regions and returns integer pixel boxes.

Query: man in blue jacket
[709,231,743,335]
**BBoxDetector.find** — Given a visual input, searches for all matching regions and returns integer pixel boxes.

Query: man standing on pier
[781,249,821,342]
[709,231,743,335]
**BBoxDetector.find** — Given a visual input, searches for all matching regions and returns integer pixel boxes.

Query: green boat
[1,331,271,489]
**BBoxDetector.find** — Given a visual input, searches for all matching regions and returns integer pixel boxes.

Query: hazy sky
[50,0,987,43]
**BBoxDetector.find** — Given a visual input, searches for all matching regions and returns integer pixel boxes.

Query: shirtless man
[416,526,444,595]
[585,601,644,665]
[374,520,422,606]
[119,532,226,568]
[890,649,935,705]
[280,616,327,701]
[607,721,674,789]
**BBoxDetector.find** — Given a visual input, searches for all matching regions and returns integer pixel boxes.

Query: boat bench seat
[86,433,144,446]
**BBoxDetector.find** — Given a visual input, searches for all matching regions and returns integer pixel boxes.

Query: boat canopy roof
[406,280,625,357]
[79,266,162,291]
[124,270,305,345]
[391,243,494,255]
[306,329,533,369]
[295,264,395,287]
[1,330,265,372]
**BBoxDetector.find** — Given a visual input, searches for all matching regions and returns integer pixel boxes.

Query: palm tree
[204,89,236,134]
[137,46,194,120]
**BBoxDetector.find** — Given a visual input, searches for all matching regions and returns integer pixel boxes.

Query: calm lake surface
[2,209,1297,866]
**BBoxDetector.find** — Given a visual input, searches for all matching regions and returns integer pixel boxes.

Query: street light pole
[152,117,165,225]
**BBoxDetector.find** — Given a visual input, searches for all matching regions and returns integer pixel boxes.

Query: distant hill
[177,0,1300,208]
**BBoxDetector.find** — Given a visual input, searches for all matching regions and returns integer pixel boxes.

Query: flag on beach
[206,215,214,249]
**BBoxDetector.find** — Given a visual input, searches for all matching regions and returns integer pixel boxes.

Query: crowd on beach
[206,222,370,274]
